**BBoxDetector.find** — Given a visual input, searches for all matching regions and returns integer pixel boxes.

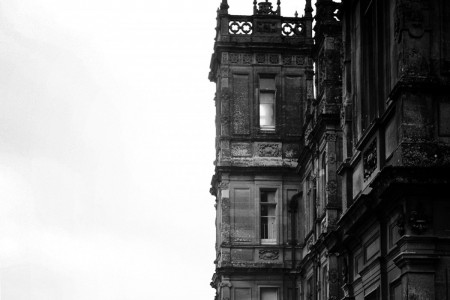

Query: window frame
[258,75,277,131]
[259,189,278,245]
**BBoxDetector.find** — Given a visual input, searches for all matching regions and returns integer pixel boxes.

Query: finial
[277,0,281,15]
[253,0,257,15]
[295,10,298,18]
[220,0,229,10]
[305,0,313,18]
[219,0,229,14]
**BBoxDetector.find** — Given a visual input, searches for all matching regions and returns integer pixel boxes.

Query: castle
[208,1,450,299]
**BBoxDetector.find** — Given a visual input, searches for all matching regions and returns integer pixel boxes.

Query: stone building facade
[209,1,450,300]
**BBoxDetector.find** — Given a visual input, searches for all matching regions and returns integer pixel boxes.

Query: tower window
[260,190,276,244]
[259,77,276,130]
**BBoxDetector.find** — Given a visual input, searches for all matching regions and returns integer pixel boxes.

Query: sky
[0,1,306,299]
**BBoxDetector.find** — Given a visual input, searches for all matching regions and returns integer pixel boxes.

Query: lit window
[259,77,276,130]
[260,190,276,244]
[260,288,278,300]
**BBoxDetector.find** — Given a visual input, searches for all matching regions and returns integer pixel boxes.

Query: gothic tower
[209,1,314,300]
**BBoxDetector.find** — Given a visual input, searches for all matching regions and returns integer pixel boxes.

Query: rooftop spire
[305,0,313,18]
[219,0,229,14]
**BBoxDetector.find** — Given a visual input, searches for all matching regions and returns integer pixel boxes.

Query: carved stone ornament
[363,139,377,181]
[269,54,279,64]
[329,269,339,284]
[258,143,281,157]
[295,56,305,65]
[409,206,429,234]
[228,20,253,35]
[229,53,239,64]
[222,52,229,64]
[396,213,406,235]
[243,54,252,64]
[395,0,428,41]
[326,180,337,195]
[256,53,266,64]
[326,133,337,142]
[219,182,229,190]
[283,144,300,159]
[220,282,232,288]
[259,249,280,260]
[254,0,280,16]
[307,235,315,250]
[256,21,278,33]
[283,56,292,65]
[231,143,252,157]
[342,256,349,284]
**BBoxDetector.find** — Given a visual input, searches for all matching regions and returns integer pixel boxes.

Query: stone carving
[220,67,230,78]
[231,143,252,157]
[282,23,304,36]
[242,54,252,64]
[342,256,349,284]
[409,204,429,234]
[307,235,315,250]
[233,237,252,243]
[394,0,428,41]
[255,0,279,15]
[269,54,279,64]
[258,143,281,157]
[326,180,337,195]
[327,153,337,164]
[329,269,339,284]
[259,249,279,260]
[283,144,300,158]
[326,133,337,142]
[396,213,406,235]
[256,21,278,33]
[229,20,253,35]
[219,182,229,190]
[282,56,292,65]
[222,52,229,64]
[256,54,266,64]
[363,139,377,181]
[295,56,305,65]
[229,53,239,64]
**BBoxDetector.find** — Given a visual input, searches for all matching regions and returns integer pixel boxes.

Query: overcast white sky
[0,1,305,299]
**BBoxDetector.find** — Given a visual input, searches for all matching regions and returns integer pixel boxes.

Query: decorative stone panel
[257,143,281,157]
[259,250,280,260]
[231,143,252,157]
[363,139,377,181]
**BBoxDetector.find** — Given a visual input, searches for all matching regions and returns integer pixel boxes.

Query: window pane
[261,217,268,239]
[261,191,275,203]
[260,78,275,90]
[260,92,274,104]
[260,103,275,126]
[261,288,278,300]
[267,216,276,239]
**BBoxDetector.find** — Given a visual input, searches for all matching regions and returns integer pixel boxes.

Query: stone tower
[209,1,314,300]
